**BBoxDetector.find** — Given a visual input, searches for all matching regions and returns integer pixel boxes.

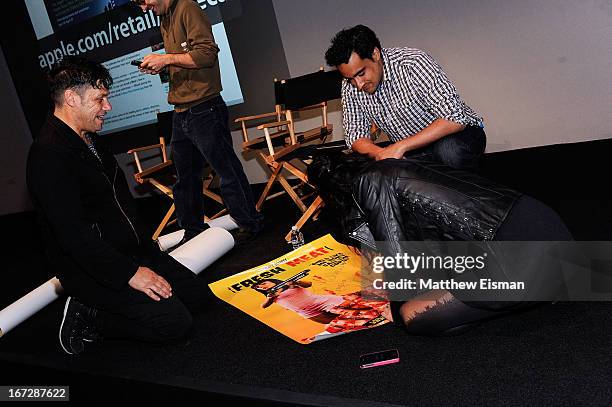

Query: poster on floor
[209,234,390,344]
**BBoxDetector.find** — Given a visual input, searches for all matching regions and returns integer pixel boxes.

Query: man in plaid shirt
[325,25,486,169]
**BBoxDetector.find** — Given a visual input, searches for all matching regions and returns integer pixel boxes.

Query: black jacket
[309,152,521,249]
[308,152,579,309]
[26,115,155,301]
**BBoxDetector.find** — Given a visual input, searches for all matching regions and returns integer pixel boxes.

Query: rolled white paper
[1,226,235,337]
[206,214,239,231]
[0,277,63,337]
[169,227,234,274]
[156,215,239,251]
[157,229,185,251]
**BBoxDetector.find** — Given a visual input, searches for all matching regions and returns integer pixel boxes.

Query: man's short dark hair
[48,57,113,106]
[325,24,382,67]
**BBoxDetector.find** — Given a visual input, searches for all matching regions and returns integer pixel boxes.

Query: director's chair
[127,111,226,240]
[235,68,342,240]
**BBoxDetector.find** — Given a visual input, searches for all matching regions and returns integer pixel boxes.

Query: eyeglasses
[131,0,146,5]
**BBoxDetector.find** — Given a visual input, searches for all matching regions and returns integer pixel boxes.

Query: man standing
[135,0,263,243]
[325,25,486,169]
[27,58,210,355]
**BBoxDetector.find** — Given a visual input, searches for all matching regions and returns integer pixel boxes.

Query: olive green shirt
[160,0,222,111]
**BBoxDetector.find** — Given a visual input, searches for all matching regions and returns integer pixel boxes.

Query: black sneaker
[59,297,99,355]
[232,227,263,246]
[82,325,103,344]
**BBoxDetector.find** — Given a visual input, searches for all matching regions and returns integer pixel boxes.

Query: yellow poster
[209,234,390,344]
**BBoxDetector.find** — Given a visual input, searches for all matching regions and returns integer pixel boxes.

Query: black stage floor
[2,140,612,405]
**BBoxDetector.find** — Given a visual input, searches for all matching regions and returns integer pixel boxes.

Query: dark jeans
[408,125,486,170]
[92,253,212,343]
[171,96,263,238]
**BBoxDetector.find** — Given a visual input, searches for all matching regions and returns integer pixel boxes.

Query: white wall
[272,0,612,152]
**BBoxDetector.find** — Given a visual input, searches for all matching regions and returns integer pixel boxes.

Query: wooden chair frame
[127,112,227,240]
[235,69,340,241]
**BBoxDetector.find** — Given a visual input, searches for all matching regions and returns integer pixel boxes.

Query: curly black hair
[324,24,382,67]
[48,57,113,106]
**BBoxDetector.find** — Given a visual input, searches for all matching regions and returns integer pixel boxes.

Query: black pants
[171,96,264,238]
[407,125,487,170]
[377,126,486,170]
[85,254,212,343]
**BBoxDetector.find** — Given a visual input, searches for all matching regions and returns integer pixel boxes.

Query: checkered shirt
[341,47,484,148]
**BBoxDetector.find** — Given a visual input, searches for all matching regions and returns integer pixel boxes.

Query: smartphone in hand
[359,349,400,369]
[130,60,143,67]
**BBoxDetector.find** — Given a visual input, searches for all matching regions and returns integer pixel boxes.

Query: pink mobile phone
[359,349,400,369]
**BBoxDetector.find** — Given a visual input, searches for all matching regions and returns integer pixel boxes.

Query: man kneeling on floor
[26,57,211,355]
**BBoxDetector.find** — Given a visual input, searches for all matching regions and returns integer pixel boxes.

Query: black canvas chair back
[234,68,343,241]
[278,70,342,110]
[156,110,174,144]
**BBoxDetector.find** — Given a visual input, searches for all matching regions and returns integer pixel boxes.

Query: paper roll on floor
[207,215,239,231]
[1,228,233,337]
[157,215,239,251]
[157,229,185,251]
[169,227,234,274]
[0,277,63,337]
